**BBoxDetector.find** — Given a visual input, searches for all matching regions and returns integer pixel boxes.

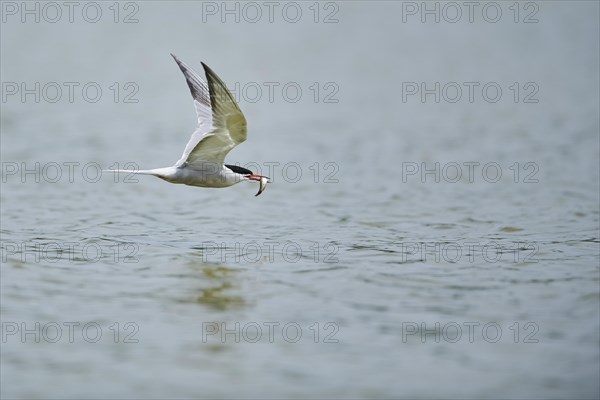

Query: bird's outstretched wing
[170,54,247,169]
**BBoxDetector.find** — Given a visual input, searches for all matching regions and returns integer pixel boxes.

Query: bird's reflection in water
[195,265,246,311]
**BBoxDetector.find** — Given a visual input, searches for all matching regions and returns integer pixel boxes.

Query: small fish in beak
[255,176,269,196]
[247,174,270,196]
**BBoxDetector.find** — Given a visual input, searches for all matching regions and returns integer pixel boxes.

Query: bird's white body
[107,55,269,196]
[115,165,243,188]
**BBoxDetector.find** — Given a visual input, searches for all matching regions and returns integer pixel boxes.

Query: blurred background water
[1,1,599,398]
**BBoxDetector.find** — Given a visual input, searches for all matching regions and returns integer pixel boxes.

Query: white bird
[107,54,270,196]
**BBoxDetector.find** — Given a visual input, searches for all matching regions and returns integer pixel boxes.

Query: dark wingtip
[201,62,216,77]
[171,53,183,67]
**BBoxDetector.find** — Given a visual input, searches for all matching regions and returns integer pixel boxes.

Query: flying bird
[107,54,269,196]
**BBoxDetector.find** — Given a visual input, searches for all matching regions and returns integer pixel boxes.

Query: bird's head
[225,164,270,196]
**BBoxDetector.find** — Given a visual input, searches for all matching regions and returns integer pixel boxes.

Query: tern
[107,54,269,196]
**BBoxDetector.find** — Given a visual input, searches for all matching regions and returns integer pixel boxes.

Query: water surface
[1,2,599,398]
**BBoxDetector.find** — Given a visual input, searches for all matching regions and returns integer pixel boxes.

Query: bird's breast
[173,167,241,188]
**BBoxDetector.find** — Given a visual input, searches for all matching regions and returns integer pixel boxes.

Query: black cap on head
[225,164,253,175]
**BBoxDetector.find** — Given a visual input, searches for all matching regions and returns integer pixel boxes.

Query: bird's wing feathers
[170,54,247,169]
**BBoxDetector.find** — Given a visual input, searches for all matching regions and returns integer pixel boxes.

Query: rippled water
[1,2,599,399]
